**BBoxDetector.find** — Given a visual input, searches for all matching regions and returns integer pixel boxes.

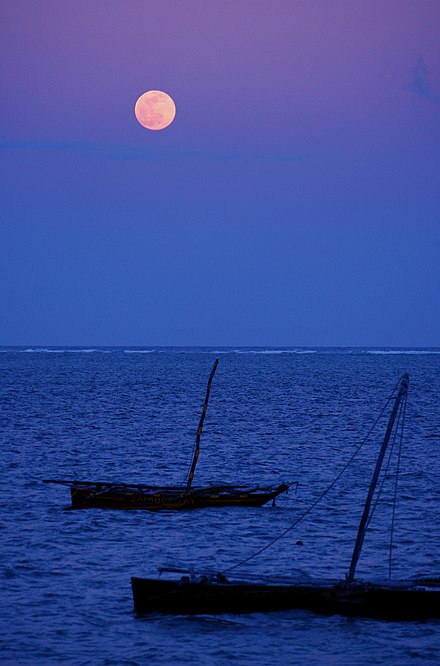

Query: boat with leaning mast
[44,359,289,510]
[131,373,440,620]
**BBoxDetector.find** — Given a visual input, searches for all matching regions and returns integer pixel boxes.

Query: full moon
[134,90,176,130]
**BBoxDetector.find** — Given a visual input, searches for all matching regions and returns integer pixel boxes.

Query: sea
[1,346,439,665]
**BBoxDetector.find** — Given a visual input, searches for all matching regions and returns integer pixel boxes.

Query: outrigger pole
[186,358,219,493]
[347,373,409,583]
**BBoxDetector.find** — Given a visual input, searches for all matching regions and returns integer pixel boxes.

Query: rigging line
[364,398,403,532]
[222,380,401,575]
[388,390,407,579]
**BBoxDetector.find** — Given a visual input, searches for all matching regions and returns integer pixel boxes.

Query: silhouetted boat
[44,479,289,510]
[131,573,440,619]
[44,359,290,510]
[131,374,440,619]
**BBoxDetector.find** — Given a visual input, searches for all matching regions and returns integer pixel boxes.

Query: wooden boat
[44,479,289,510]
[131,374,440,619]
[131,574,440,620]
[44,359,290,510]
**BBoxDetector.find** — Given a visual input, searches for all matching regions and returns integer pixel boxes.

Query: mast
[186,358,219,493]
[347,373,409,583]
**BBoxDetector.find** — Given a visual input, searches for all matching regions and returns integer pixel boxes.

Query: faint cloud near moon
[409,57,440,103]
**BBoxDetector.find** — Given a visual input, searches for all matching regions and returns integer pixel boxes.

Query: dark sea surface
[1,347,439,665]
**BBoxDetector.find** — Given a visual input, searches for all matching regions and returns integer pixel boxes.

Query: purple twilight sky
[1,0,439,346]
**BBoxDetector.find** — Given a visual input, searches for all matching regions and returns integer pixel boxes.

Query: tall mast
[186,359,219,493]
[347,373,409,583]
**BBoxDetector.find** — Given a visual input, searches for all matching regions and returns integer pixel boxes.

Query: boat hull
[68,482,289,510]
[131,576,440,620]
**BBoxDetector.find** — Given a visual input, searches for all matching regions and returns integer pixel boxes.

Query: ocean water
[1,347,439,665]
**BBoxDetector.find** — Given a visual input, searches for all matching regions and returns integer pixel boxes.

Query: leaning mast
[347,373,409,583]
[186,358,219,492]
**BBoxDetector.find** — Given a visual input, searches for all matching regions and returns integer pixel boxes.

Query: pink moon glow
[134,90,176,130]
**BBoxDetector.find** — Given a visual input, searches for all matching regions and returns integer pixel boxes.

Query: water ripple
[1,349,440,665]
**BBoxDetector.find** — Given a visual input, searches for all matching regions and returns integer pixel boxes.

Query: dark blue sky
[1,1,439,346]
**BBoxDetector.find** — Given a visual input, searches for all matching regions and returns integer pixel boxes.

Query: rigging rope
[222,378,402,575]
[388,390,407,578]
[362,389,407,579]
[364,398,402,532]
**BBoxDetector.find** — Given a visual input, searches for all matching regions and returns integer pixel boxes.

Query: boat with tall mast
[131,374,440,619]
[44,359,289,510]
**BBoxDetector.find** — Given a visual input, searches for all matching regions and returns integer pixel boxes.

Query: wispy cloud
[408,56,440,103]
[0,140,305,163]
